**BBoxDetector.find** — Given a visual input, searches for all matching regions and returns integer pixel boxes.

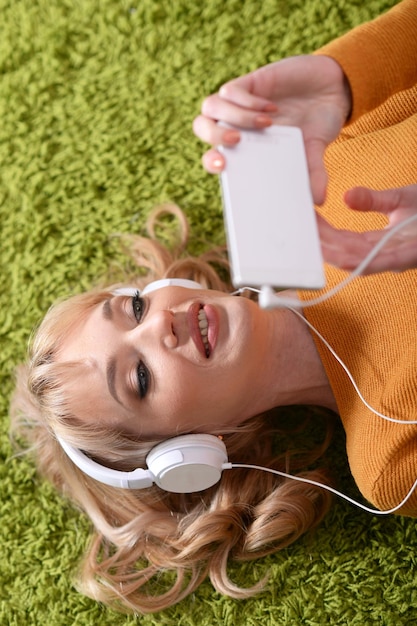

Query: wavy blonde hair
[11,205,334,613]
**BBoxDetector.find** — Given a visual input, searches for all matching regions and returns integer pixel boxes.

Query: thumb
[344,186,401,215]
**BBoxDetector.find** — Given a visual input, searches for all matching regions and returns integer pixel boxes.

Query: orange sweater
[299,0,417,515]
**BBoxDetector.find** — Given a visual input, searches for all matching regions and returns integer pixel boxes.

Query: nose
[129,309,178,349]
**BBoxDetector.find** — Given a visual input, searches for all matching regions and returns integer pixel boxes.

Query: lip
[187,302,219,358]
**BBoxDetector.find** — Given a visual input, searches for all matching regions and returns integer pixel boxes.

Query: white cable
[288,306,417,425]
[227,463,417,515]
[260,211,417,310]
[231,212,417,512]
[237,212,417,425]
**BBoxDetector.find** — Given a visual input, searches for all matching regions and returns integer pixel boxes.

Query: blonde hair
[11,205,334,613]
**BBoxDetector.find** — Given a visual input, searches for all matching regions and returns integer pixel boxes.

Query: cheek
[159,377,201,417]
[176,377,232,423]
[155,372,211,432]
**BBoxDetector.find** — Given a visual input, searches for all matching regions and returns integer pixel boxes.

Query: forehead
[56,301,138,430]
[59,298,110,353]
[57,356,139,432]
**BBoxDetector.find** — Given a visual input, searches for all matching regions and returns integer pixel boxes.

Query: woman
[12,206,335,613]
[11,0,417,615]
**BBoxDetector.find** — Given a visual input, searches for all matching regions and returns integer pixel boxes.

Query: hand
[193,55,352,204]
[318,185,417,274]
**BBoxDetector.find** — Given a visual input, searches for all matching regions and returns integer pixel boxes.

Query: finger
[317,215,380,269]
[322,238,378,272]
[319,223,409,274]
[202,148,226,174]
[201,93,274,130]
[219,81,278,113]
[380,241,417,273]
[356,244,410,274]
[356,232,417,273]
[344,186,402,215]
[193,114,241,146]
[318,211,417,274]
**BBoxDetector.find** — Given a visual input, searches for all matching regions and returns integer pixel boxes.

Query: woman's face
[58,286,273,438]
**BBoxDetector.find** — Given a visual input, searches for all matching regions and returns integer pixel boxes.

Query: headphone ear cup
[146,434,228,493]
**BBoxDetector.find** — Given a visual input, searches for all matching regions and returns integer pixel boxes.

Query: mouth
[188,302,218,359]
[198,307,210,357]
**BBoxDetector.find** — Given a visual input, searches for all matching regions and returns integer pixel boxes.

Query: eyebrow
[106,356,123,407]
[102,297,113,321]
[101,299,124,407]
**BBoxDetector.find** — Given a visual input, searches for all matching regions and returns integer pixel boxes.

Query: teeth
[198,308,210,355]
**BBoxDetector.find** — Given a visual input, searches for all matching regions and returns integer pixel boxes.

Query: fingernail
[263,103,278,113]
[223,130,240,144]
[212,157,224,170]
[255,115,273,128]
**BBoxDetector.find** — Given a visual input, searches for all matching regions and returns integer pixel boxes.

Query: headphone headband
[113,278,203,298]
[142,278,203,294]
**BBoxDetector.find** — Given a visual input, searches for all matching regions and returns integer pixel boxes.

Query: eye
[132,290,145,323]
[137,361,150,399]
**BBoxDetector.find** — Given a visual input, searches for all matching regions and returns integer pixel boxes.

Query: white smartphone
[219,125,325,291]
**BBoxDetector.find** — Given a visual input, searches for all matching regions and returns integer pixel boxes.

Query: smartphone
[219,125,325,290]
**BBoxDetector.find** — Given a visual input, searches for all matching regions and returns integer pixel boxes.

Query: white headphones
[58,433,229,493]
[114,277,204,297]
[57,277,233,493]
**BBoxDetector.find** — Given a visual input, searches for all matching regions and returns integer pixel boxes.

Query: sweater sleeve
[315,0,417,122]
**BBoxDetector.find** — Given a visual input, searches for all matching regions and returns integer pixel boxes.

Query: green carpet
[1,0,413,624]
